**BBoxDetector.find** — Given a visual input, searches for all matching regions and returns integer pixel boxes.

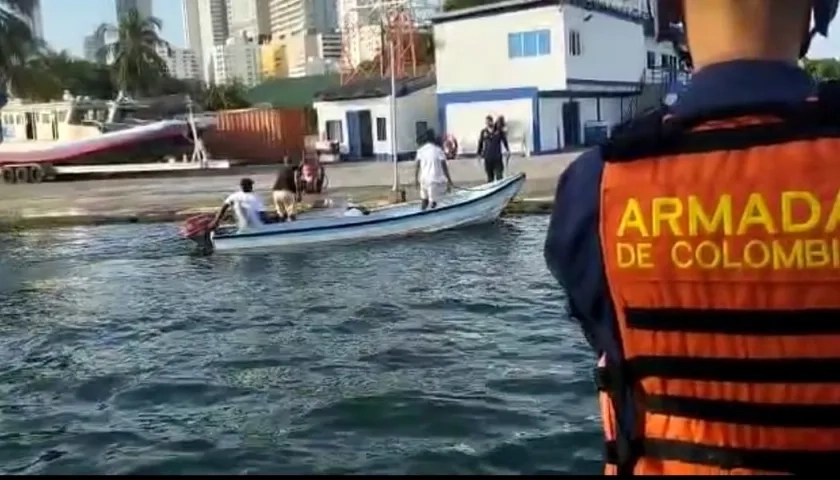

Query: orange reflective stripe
[598,111,840,474]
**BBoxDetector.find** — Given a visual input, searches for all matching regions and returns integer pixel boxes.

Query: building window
[646,51,656,69]
[325,120,342,142]
[568,30,582,56]
[415,121,428,145]
[508,29,551,58]
[376,117,387,141]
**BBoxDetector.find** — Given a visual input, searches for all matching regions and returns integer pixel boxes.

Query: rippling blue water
[0,216,602,474]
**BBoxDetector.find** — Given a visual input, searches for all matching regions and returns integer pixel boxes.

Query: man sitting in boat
[414,128,455,210]
[272,163,300,222]
[299,152,326,194]
[210,177,270,231]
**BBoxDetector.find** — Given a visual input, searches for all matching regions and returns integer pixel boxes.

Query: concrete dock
[0,153,578,230]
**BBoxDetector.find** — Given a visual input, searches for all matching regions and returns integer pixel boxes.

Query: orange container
[204,108,310,165]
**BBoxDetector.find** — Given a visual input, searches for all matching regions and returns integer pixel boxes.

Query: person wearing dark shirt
[477,115,509,182]
[272,164,300,222]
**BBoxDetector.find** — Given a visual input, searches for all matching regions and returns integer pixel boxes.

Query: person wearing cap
[209,177,269,231]
[545,0,840,475]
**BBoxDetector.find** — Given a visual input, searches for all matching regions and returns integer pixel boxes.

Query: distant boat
[0,95,217,183]
[182,173,527,254]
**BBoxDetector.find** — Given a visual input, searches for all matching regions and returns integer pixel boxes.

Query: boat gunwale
[213,172,527,241]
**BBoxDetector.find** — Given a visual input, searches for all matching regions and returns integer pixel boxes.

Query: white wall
[562,6,646,84]
[314,86,438,158]
[434,5,566,94]
[446,98,533,155]
[539,96,626,151]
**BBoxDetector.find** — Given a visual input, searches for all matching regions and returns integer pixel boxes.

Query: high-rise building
[285,32,341,77]
[269,0,339,39]
[182,0,229,82]
[157,45,202,80]
[228,0,271,39]
[83,34,105,63]
[209,36,262,87]
[115,0,153,20]
[338,0,439,68]
[260,42,289,79]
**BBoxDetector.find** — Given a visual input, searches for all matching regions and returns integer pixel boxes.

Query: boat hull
[209,172,526,253]
[0,120,193,167]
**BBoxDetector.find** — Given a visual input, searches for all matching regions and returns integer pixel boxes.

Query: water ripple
[0,216,602,474]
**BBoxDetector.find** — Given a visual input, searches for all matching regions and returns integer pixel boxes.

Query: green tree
[202,81,251,111]
[0,0,49,101]
[22,50,118,101]
[802,58,840,81]
[442,0,504,11]
[94,8,170,97]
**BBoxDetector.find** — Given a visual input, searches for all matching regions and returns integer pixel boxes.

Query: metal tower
[339,0,440,85]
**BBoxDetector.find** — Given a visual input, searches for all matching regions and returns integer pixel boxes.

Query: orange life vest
[595,84,840,475]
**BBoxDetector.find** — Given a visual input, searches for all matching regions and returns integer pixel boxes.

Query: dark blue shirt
[544,60,817,362]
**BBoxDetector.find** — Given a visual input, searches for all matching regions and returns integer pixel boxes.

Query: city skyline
[38,0,840,59]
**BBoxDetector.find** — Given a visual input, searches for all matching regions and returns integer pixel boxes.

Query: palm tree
[94,8,170,98]
[0,0,46,103]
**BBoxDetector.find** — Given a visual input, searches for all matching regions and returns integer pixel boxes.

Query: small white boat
[183,172,526,253]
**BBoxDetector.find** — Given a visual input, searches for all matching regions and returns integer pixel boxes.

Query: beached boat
[182,172,526,253]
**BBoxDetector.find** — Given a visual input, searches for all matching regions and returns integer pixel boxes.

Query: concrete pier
[0,153,578,230]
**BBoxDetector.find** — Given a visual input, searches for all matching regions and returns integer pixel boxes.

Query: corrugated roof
[315,73,436,102]
[245,74,340,109]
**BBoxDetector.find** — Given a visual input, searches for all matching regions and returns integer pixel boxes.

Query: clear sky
[41,0,838,59]
[42,0,185,56]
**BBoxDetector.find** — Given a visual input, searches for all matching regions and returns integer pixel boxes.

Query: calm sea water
[0,216,603,474]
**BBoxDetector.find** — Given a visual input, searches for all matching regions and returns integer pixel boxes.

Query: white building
[287,32,342,77]
[183,0,229,82]
[157,45,201,80]
[339,0,441,67]
[228,0,271,39]
[209,36,262,87]
[432,0,682,155]
[269,0,339,38]
[83,34,104,63]
[313,75,437,161]
[116,0,152,19]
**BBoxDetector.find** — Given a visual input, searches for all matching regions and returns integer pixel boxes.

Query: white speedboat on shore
[181,172,526,254]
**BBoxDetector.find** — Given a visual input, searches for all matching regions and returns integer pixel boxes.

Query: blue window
[508,29,551,59]
[536,30,551,55]
[508,32,523,58]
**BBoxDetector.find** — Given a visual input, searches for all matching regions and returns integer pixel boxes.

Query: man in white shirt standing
[414,129,455,210]
[210,177,269,231]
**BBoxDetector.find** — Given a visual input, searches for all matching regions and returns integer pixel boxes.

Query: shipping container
[203,108,314,165]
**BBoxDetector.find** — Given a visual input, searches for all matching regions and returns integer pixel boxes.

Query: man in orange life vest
[545,0,840,475]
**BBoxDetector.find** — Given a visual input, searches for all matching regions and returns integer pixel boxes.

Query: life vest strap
[604,439,834,474]
[626,307,840,335]
[644,394,840,427]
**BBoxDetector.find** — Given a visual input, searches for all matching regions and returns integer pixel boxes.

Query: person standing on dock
[210,177,269,231]
[272,163,300,222]
[415,128,454,210]
[545,0,840,475]
[477,115,509,182]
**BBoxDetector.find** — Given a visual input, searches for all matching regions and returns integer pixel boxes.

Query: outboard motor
[180,213,215,254]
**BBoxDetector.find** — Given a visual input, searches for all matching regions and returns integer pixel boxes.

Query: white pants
[419,182,446,204]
